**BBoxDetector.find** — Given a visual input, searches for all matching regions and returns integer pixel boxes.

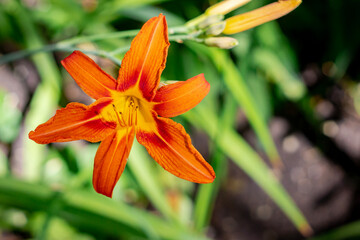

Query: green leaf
[252,48,306,101]
[0,151,8,176]
[186,104,312,236]
[193,93,236,230]
[118,5,185,26]
[214,49,281,166]
[0,177,208,240]
[309,220,360,240]
[0,90,22,143]
[217,128,312,236]
[7,1,62,180]
[184,42,281,166]
[128,141,180,223]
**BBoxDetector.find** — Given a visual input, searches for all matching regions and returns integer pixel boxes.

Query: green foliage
[0,91,22,143]
[0,0,358,239]
[309,221,360,240]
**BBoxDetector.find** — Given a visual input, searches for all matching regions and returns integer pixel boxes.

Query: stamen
[112,104,125,127]
[135,106,139,125]
[128,103,132,126]
[112,97,139,127]
[129,100,133,125]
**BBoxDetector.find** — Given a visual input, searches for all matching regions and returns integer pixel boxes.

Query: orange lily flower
[29,14,215,198]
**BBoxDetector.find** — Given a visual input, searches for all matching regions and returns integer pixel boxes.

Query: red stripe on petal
[136,116,215,183]
[29,98,116,144]
[117,14,169,100]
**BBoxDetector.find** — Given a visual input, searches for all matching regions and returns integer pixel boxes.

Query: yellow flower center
[112,96,139,127]
[101,89,155,130]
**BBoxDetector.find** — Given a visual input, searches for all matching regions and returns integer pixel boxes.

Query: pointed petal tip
[61,50,117,99]
[60,50,81,66]
[92,128,135,199]
[28,130,38,142]
[194,73,210,92]
[202,166,216,183]
[154,73,210,117]
[28,99,116,144]
[177,165,215,184]
[28,130,51,144]
[93,171,115,198]
[200,172,216,184]
[93,185,114,198]
[116,13,169,98]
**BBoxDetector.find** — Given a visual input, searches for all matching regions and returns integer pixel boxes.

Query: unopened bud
[204,37,239,49]
[206,0,251,15]
[205,21,226,36]
[198,14,224,29]
[223,0,302,34]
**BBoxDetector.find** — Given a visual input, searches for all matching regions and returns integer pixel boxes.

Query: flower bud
[205,21,226,36]
[223,0,302,34]
[198,14,224,29]
[204,37,239,49]
[206,0,251,16]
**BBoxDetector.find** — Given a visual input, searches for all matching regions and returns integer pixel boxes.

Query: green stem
[0,45,126,65]
[81,48,124,65]
[168,26,190,34]
[59,29,140,46]
[168,34,204,43]
[109,46,131,56]
[0,27,203,65]
[0,44,57,65]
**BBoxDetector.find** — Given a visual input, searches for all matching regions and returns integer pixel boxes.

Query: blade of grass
[7,1,61,180]
[255,22,299,70]
[193,93,237,230]
[0,177,208,240]
[0,151,9,176]
[128,141,181,224]
[118,5,186,26]
[309,220,360,240]
[185,42,281,166]
[185,103,312,236]
[193,151,226,231]
[217,128,312,236]
[214,49,281,167]
[252,48,306,101]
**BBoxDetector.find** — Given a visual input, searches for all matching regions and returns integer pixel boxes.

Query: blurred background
[0,0,360,239]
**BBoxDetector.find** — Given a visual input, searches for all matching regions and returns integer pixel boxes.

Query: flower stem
[59,29,140,46]
[0,26,202,65]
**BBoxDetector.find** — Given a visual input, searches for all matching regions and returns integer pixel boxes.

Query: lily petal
[153,74,210,118]
[29,98,116,144]
[136,116,215,183]
[61,51,117,99]
[93,127,135,197]
[117,14,169,101]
